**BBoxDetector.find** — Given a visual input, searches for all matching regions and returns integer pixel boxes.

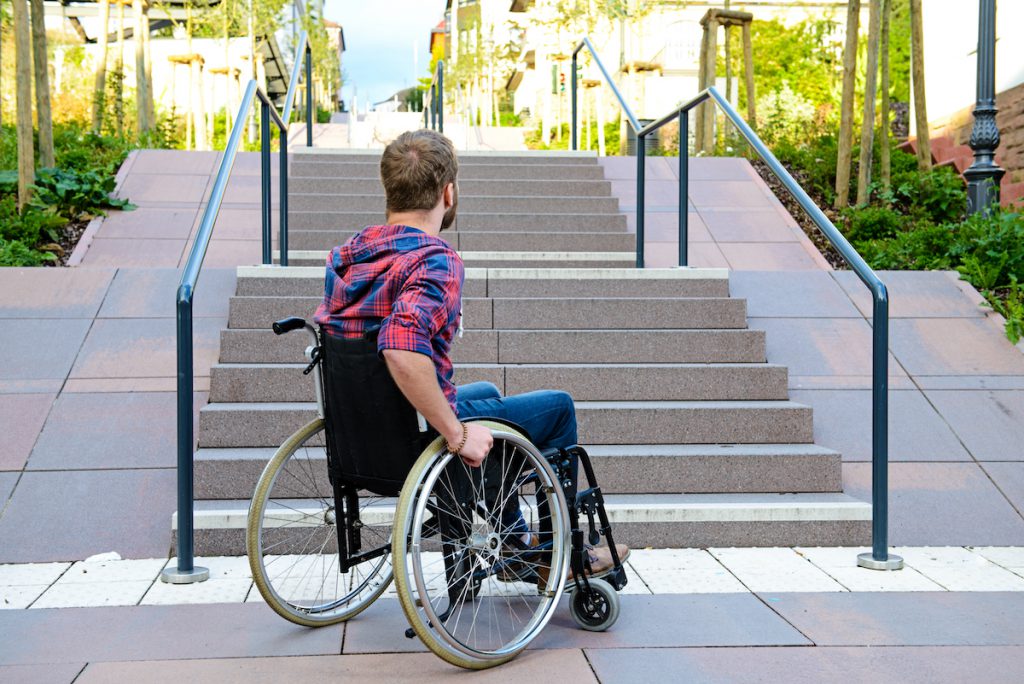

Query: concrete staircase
[181,149,870,553]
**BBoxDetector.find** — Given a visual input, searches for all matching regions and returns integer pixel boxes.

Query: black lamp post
[964,0,1005,215]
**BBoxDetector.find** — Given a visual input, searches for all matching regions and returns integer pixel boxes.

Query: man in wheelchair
[311,129,628,587]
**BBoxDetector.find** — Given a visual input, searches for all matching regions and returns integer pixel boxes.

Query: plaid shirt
[312,224,464,410]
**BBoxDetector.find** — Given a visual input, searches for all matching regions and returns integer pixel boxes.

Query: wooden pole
[879,0,891,190]
[115,0,125,137]
[856,0,883,206]
[93,0,110,132]
[29,0,54,167]
[742,20,756,125]
[834,0,860,209]
[596,86,606,157]
[695,23,708,152]
[910,0,931,170]
[701,18,717,154]
[13,0,35,209]
[143,1,154,124]
[134,0,151,134]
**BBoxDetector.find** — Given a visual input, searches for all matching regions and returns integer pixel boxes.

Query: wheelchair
[246,316,627,669]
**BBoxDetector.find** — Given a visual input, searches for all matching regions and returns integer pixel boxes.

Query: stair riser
[197,404,813,448]
[284,254,635,269]
[226,297,746,331]
[208,364,789,403]
[287,211,628,231]
[219,329,767,364]
[291,162,607,180]
[292,153,599,165]
[290,195,619,213]
[290,178,613,197]
[289,231,636,253]
[193,452,840,499]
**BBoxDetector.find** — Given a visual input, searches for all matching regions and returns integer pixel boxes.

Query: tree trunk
[834,0,861,209]
[13,0,35,209]
[910,0,931,169]
[115,0,125,137]
[143,2,154,124]
[92,0,110,132]
[134,0,151,134]
[700,22,717,154]
[879,0,892,189]
[856,0,883,206]
[29,0,54,168]
[741,21,756,125]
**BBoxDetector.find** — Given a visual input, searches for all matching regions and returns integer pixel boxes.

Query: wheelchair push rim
[247,418,394,626]
[393,425,570,669]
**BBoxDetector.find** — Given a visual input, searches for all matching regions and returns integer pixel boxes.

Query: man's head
[380,130,458,231]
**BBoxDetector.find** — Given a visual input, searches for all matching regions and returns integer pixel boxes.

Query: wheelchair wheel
[247,418,393,626]
[392,422,570,670]
[569,578,620,632]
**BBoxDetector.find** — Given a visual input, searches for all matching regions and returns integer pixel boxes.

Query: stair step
[193,443,841,500]
[174,493,871,554]
[196,400,814,448]
[288,211,628,231]
[291,149,600,165]
[291,161,608,180]
[283,250,636,269]
[226,296,747,331]
[208,362,789,403]
[290,194,619,214]
[289,230,636,253]
[234,266,730,298]
[218,328,766,364]
[289,177,613,197]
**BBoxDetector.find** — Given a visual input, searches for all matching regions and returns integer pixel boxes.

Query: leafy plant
[985,277,1024,344]
[843,205,904,243]
[0,196,67,245]
[29,168,135,220]
[0,238,55,266]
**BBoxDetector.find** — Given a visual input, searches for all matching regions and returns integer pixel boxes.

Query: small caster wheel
[569,577,620,632]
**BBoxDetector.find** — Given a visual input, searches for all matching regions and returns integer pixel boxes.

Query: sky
[323,1,444,109]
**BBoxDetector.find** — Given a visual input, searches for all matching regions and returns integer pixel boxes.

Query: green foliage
[29,168,135,220]
[526,121,620,154]
[842,205,904,242]
[0,238,54,266]
[773,133,839,206]
[0,196,66,245]
[985,278,1024,344]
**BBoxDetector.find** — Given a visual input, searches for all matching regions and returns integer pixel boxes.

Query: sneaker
[496,532,542,582]
[536,543,630,588]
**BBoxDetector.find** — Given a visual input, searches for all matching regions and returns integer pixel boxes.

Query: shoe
[496,532,541,582]
[536,543,630,588]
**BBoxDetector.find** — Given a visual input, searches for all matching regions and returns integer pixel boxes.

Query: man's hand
[451,422,493,468]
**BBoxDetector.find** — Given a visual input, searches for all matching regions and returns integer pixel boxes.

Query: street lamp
[965,0,1005,215]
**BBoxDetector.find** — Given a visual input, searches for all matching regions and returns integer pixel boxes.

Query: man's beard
[440,184,458,232]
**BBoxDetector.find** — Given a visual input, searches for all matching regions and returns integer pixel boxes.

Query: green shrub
[886,165,966,224]
[0,196,66,246]
[950,210,1024,289]
[843,205,904,243]
[30,168,135,219]
[0,238,55,266]
[985,277,1024,344]
[858,223,954,271]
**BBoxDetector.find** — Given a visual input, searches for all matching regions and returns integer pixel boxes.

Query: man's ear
[443,182,455,209]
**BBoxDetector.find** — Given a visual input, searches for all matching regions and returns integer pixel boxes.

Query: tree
[92,0,110,132]
[29,0,54,167]
[134,0,151,134]
[879,0,892,189]
[909,0,930,169]
[13,0,34,208]
[834,0,860,209]
[856,0,882,206]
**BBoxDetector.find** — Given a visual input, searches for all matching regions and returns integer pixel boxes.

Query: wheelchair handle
[273,317,307,335]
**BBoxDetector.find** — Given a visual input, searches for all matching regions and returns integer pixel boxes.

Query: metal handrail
[423,60,444,132]
[282,31,314,148]
[163,32,314,584]
[572,38,901,570]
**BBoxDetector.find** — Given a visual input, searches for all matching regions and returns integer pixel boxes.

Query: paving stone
[708,547,847,592]
[842,463,1024,546]
[0,603,342,665]
[80,238,187,268]
[914,375,1024,390]
[180,239,265,269]
[0,662,85,683]
[790,389,971,462]
[98,268,236,319]
[140,578,252,605]
[0,585,48,610]
[0,320,91,381]
[0,469,177,563]
[0,268,114,319]
[189,208,265,241]
[0,394,55,471]
[600,156,675,180]
[981,463,1024,516]
[76,650,597,683]
[895,546,1024,591]
[834,270,987,318]
[95,208,198,240]
[584,645,1024,684]
[0,472,18,506]
[890,318,1024,376]
[627,211,714,242]
[925,390,1024,461]
[116,173,210,205]
[731,271,862,318]
[758,591,1024,646]
[342,593,809,654]
[689,180,774,209]
[57,558,167,584]
[27,392,205,470]
[794,547,945,591]
[129,150,218,176]
[0,562,70,586]
[69,318,221,380]
[719,242,827,270]
[32,580,152,609]
[971,546,1024,571]
[698,207,803,243]
[626,549,747,593]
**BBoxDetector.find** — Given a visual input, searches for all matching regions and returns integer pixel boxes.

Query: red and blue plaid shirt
[312,224,464,409]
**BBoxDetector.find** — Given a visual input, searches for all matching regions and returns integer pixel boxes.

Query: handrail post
[305,47,313,147]
[279,126,289,267]
[858,288,903,570]
[636,131,645,269]
[430,85,436,130]
[261,101,272,265]
[437,61,444,134]
[160,292,209,584]
[571,52,578,151]
[679,110,689,267]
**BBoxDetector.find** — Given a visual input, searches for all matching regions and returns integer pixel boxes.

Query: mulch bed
[42,217,91,267]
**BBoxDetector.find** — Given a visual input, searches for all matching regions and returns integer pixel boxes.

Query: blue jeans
[455,382,578,452]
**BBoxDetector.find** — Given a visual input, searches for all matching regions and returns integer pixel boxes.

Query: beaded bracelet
[447,422,468,455]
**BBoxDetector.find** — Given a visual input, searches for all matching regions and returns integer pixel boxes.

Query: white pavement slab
[796,547,945,592]
[627,549,747,593]
[896,546,1024,591]
[141,578,253,605]
[708,547,848,592]
[31,580,152,608]
[1,584,49,609]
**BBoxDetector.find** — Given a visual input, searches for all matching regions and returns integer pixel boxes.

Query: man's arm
[383,348,492,467]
